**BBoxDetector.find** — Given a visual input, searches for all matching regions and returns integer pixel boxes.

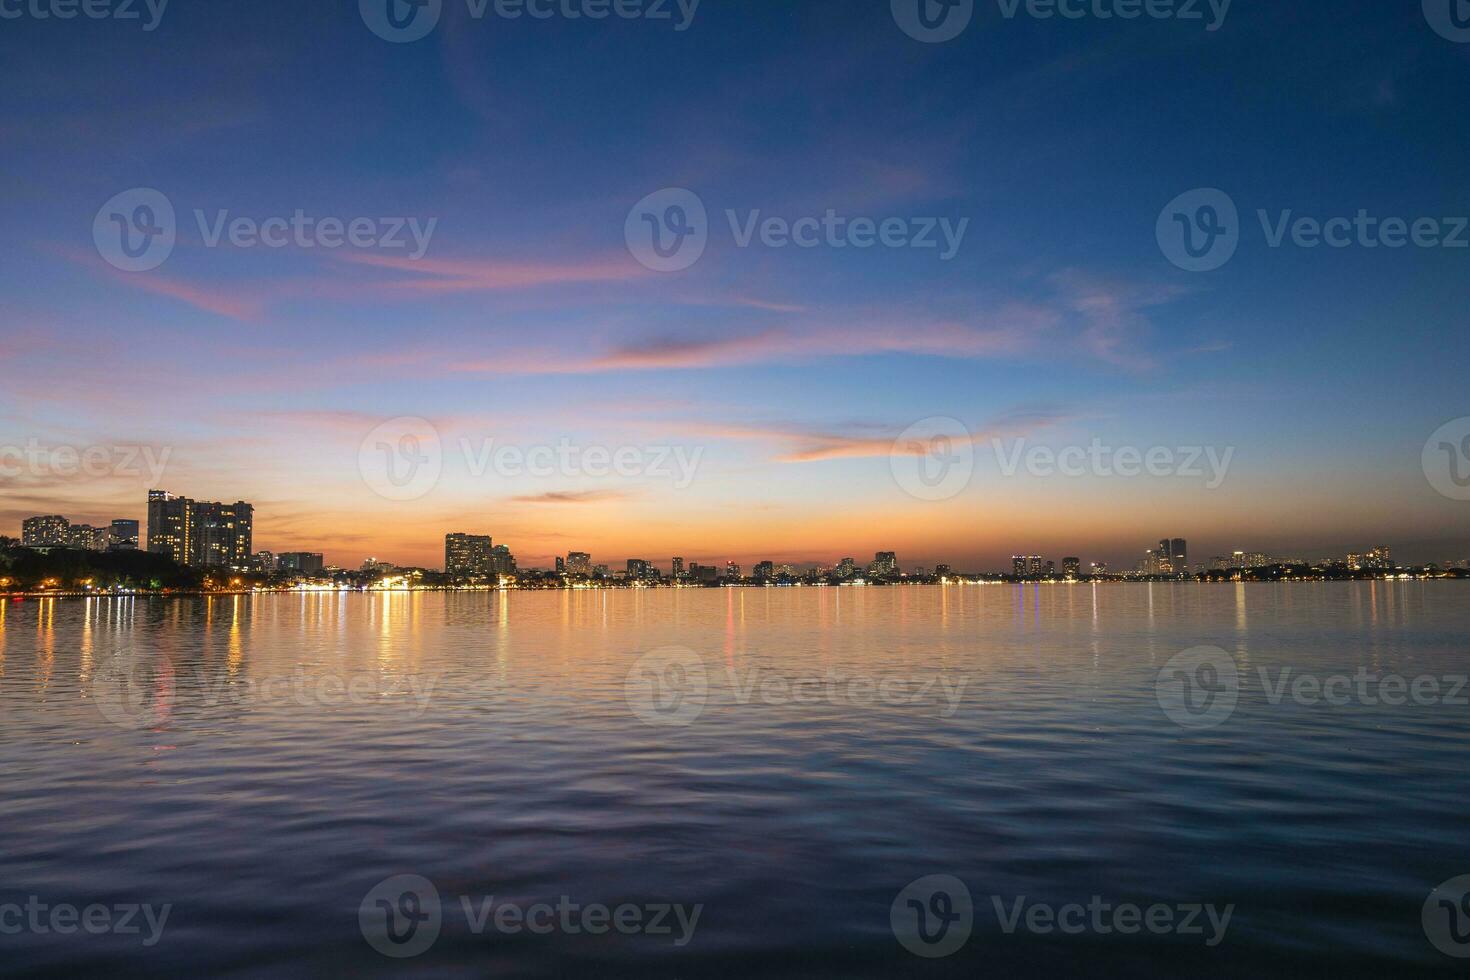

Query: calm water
[1,583,1467,977]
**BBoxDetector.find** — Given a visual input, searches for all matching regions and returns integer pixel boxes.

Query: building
[935,564,953,578]
[1363,546,1393,571]
[21,515,71,548]
[555,556,566,574]
[725,561,741,581]
[188,500,253,568]
[753,561,775,580]
[836,557,857,579]
[626,559,656,581]
[277,552,325,575]
[1063,557,1081,578]
[872,552,899,577]
[109,519,140,551]
[491,545,516,577]
[1012,555,1044,577]
[1169,539,1188,575]
[146,490,253,568]
[1091,561,1109,575]
[147,491,190,564]
[254,551,276,572]
[671,557,685,579]
[445,533,494,578]
[567,552,591,576]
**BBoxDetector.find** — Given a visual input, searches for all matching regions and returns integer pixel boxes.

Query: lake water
[0,583,1467,977]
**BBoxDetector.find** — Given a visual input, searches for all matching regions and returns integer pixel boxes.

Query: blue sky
[1,0,1468,569]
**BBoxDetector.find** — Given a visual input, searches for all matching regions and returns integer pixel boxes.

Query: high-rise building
[567,552,591,576]
[188,500,253,568]
[836,557,857,579]
[1012,556,1026,577]
[445,533,494,578]
[935,564,953,578]
[753,561,775,580]
[1170,539,1188,575]
[725,561,741,581]
[671,557,685,578]
[147,490,252,567]
[22,515,71,548]
[277,552,325,575]
[68,524,109,551]
[109,519,140,551]
[491,545,516,577]
[1063,557,1081,578]
[254,551,276,572]
[873,552,899,577]
[555,556,566,574]
[147,490,190,564]
[626,559,656,581]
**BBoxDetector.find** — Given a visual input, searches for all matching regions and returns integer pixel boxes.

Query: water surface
[0,583,1466,976]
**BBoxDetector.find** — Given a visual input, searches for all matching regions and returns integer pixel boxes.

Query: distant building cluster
[444,533,517,580]
[20,515,139,552]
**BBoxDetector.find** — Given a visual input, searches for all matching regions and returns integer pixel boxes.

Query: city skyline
[6,493,1458,578]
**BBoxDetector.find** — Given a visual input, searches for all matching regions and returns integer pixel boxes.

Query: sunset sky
[2,0,1468,570]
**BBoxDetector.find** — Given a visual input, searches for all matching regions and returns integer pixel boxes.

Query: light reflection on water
[0,583,1467,977]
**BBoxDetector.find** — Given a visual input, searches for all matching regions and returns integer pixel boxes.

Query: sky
[1,0,1469,571]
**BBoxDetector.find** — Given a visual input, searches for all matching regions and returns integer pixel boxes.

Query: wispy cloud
[509,490,637,504]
